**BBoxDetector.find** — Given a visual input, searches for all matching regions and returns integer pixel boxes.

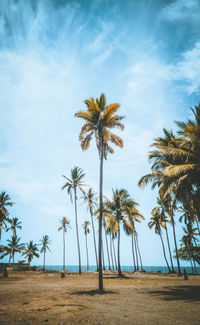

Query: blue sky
[0,0,200,267]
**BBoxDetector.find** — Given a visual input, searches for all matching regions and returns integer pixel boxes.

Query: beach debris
[61,271,65,278]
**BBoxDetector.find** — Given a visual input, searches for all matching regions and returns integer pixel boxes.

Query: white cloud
[160,0,200,22]
[172,42,200,94]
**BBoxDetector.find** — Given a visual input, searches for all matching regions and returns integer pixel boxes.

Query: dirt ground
[0,270,200,325]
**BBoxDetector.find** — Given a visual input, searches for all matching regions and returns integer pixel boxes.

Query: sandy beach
[0,270,200,325]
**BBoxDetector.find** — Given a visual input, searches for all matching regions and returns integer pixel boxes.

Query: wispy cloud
[160,0,200,23]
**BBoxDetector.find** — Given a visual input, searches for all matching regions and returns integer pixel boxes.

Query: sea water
[38,265,200,274]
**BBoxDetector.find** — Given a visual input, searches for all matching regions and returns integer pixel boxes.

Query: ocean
[38,265,200,274]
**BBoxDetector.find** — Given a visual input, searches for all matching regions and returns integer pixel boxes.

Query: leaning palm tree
[58,217,71,270]
[62,166,85,274]
[0,236,24,264]
[40,235,51,271]
[82,188,98,270]
[149,209,171,272]
[22,241,39,264]
[82,221,90,271]
[7,217,22,238]
[0,192,14,242]
[75,94,124,290]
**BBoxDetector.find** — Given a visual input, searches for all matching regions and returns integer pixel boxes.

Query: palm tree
[138,129,182,275]
[157,197,175,272]
[0,192,14,242]
[105,189,136,276]
[106,214,118,270]
[7,217,22,238]
[1,236,24,264]
[82,221,90,271]
[40,235,51,271]
[62,166,85,274]
[22,241,39,264]
[82,188,98,270]
[75,93,124,290]
[58,217,71,270]
[148,209,171,272]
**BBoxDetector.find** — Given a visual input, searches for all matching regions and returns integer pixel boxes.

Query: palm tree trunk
[102,241,105,270]
[193,260,197,274]
[159,232,171,272]
[190,259,194,274]
[13,252,15,264]
[134,235,139,270]
[63,229,65,270]
[112,238,117,270]
[74,187,81,274]
[90,207,98,270]
[104,227,111,270]
[0,228,1,243]
[164,222,175,272]
[86,234,89,271]
[98,141,103,290]
[131,235,136,272]
[171,214,181,275]
[110,234,114,270]
[136,238,143,271]
[117,224,122,276]
[43,252,45,270]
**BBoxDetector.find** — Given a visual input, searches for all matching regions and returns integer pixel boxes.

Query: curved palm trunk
[74,187,81,274]
[134,236,139,270]
[164,222,175,272]
[190,259,194,274]
[136,238,143,271]
[63,229,65,270]
[98,142,103,290]
[85,233,89,271]
[171,214,181,275]
[159,232,171,272]
[131,235,136,272]
[112,238,118,270]
[0,228,2,243]
[43,251,46,270]
[104,227,111,270]
[117,225,123,276]
[110,234,115,270]
[90,207,98,270]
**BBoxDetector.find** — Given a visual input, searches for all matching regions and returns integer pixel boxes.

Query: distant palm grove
[1,95,200,291]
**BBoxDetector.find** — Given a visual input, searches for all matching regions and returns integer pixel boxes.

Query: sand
[0,270,200,325]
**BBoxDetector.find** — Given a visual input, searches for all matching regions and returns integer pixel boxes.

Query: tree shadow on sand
[146,286,200,302]
[70,289,118,296]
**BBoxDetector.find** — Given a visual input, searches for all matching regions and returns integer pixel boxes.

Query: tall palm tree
[82,188,98,270]
[149,209,171,272]
[75,93,124,290]
[7,217,22,238]
[1,236,24,264]
[58,217,71,270]
[62,166,85,275]
[82,221,90,271]
[40,235,51,271]
[22,241,39,264]
[0,192,14,242]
